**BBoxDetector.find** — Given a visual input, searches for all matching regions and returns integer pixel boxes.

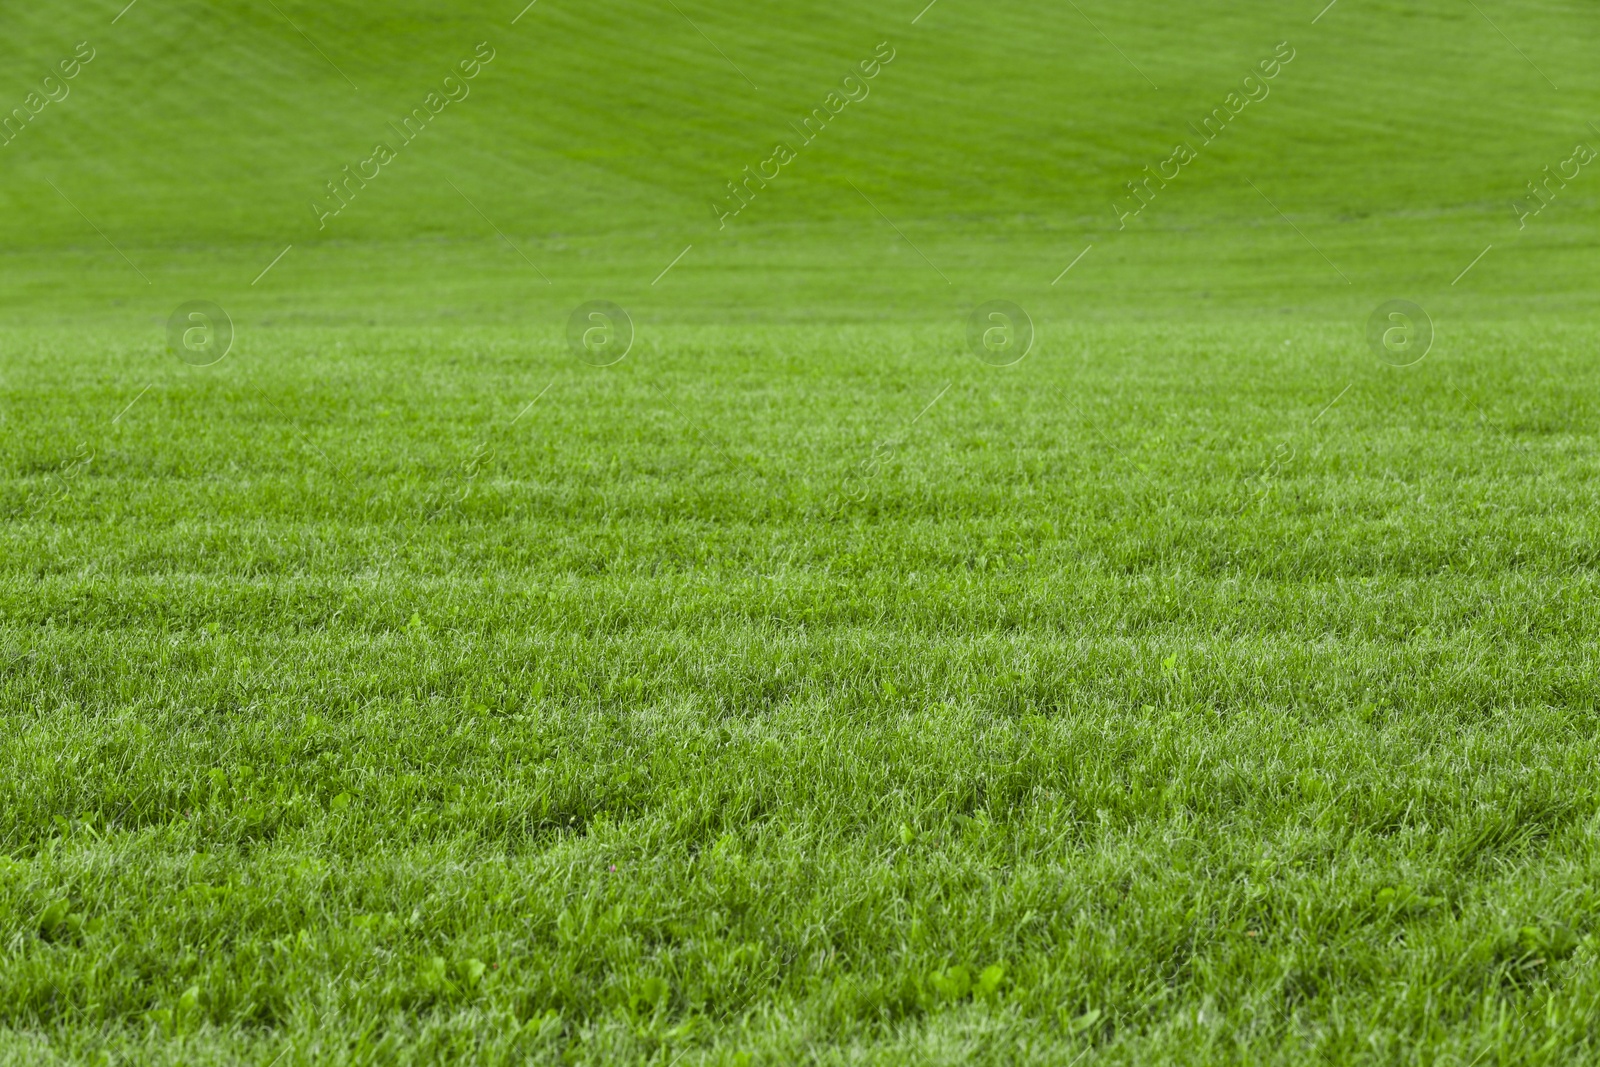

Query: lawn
[3,1,1600,1063]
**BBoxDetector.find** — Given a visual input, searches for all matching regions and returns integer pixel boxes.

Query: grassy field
[4,0,1600,1063]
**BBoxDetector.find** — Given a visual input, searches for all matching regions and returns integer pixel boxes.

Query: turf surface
[4,0,1600,1063]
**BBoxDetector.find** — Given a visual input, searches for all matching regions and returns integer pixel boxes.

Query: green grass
[4,0,1600,1063]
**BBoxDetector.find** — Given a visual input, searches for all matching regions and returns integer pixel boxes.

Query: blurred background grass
[0,0,1595,329]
